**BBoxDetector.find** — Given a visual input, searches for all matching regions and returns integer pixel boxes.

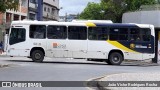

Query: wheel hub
[113,56,120,62]
[35,53,41,60]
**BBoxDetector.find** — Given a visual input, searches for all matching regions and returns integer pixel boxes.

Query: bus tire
[31,50,44,62]
[108,52,123,65]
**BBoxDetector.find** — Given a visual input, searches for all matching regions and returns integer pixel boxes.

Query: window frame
[129,28,151,42]
[68,26,87,40]
[47,25,67,39]
[29,25,47,39]
[88,27,109,41]
[44,7,46,12]
[30,0,36,4]
[109,27,129,41]
[9,28,26,45]
[48,8,50,13]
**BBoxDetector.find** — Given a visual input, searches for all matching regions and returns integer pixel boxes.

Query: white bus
[5,20,155,65]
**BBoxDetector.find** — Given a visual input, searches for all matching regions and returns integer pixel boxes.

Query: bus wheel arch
[30,47,45,62]
[107,50,124,65]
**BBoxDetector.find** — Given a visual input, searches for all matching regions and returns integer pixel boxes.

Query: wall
[43,0,59,8]
[0,0,28,41]
[122,11,160,27]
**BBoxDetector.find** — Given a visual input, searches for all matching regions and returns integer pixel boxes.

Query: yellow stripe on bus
[86,22,96,27]
[107,40,139,53]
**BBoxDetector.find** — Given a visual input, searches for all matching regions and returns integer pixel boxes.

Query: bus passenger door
[67,26,88,58]
[87,41,107,59]
[67,40,87,58]
[87,27,109,59]
[7,28,29,56]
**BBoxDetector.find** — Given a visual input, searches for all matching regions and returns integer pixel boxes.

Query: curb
[86,74,114,90]
[97,74,121,90]
[86,76,106,90]
[0,64,9,68]
[0,64,20,68]
[0,52,7,57]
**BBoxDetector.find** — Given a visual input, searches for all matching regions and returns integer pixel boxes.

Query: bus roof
[11,20,87,26]
[72,20,113,23]
[11,20,153,28]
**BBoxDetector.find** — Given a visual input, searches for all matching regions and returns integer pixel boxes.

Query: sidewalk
[0,52,7,56]
[0,52,13,68]
[0,64,9,68]
[98,73,160,90]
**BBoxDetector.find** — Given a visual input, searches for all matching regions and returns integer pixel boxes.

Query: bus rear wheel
[31,50,44,62]
[108,52,123,65]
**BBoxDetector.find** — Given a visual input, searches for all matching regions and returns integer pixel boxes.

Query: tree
[79,2,103,20]
[101,0,125,22]
[0,0,19,13]
[125,0,156,11]
[79,0,156,22]
[102,0,156,22]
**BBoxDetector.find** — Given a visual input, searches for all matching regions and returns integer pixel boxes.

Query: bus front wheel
[108,52,123,65]
[31,50,44,62]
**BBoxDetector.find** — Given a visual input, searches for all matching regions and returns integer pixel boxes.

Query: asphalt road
[0,57,160,90]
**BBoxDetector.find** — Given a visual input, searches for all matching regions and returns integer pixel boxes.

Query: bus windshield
[9,28,26,45]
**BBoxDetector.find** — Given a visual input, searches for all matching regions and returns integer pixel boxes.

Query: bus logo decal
[130,43,135,49]
[53,43,58,48]
[53,43,66,49]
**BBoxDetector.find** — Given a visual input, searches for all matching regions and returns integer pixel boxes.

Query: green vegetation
[79,0,156,22]
[0,0,19,13]
[79,2,102,20]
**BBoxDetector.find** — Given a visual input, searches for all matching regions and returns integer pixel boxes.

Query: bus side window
[130,28,141,41]
[109,28,128,41]
[47,25,67,39]
[88,27,108,40]
[130,35,140,41]
[68,26,87,40]
[141,28,151,41]
[130,28,151,42]
[30,25,46,39]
